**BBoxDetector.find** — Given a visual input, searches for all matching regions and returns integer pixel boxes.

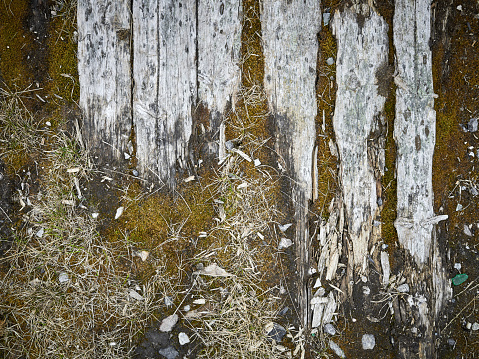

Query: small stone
[278,223,292,232]
[254,158,261,167]
[124,152,131,160]
[377,197,383,206]
[323,12,331,26]
[362,334,375,350]
[397,283,410,293]
[183,305,190,312]
[326,57,335,66]
[278,237,293,250]
[158,346,179,359]
[464,225,472,237]
[265,322,286,342]
[35,228,44,238]
[225,140,235,150]
[447,338,456,347]
[58,272,69,283]
[129,289,144,301]
[159,314,178,332]
[329,340,345,358]
[91,212,99,219]
[178,332,190,345]
[454,263,462,271]
[278,307,289,316]
[45,121,51,127]
[472,322,479,331]
[114,206,124,220]
[456,203,463,212]
[324,323,336,335]
[466,322,472,330]
[457,5,463,11]
[132,169,139,177]
[313,278,322,288]
[362,286,371,296]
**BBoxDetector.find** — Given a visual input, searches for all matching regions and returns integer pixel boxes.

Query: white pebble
[178,332,190,345]
[362,334,376,350]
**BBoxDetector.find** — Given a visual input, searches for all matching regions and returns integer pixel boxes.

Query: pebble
[472,322,479,331]
[362,286,370,296]
[468,117,478,132]
[464,225,472,237]
[326,57,335,66]
[91,212,99,219]
[114,206,124,220]
[158,346,179,359]
[278,237,293,250]
[362,334,375,350]
[447,338,456,347]
[323,12,331,26]
[470,187,479,196]
[454,263,462,271]
[35,228,44,238]
[278,223,292,232]
[225,140,235,150]
[266,322,286,342]
[324,323,336,335]
[58,272,69,283]
[254,158,261,167]
[397,283,410,293]
[456,203,463,212]
[132,169,139,177]
[164,296,174,307]
[329,340,345,358]
[178,332,190,345]
[159,314,178,332]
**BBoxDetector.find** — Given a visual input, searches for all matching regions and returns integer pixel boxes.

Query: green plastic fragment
[452,274,468,286]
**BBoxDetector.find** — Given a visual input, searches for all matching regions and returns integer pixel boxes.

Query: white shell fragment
[91,212,99,219]
[58,272,69,283]
[193,263,233,277]
[114,206,124,220]
[35,228,44,238]
[178,332,190,345]
[278,237,293,250]
[129,289,144,301]
[133,250,149,262]
[159,314,178,332]
[193,298,206,305]
[184,175,196,183]
[278,223,292,232]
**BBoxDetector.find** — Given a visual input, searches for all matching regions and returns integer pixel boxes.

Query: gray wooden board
[262,0,321,328]
[332,7,388,272]
[77,0,132,163]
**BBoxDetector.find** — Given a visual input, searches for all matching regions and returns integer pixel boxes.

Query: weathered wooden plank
[393,1,450,357]
[78,0,132,163]
[133,0,196,185]
[197,0,242,122]
[262,0,321,328]
[332,7,388,272]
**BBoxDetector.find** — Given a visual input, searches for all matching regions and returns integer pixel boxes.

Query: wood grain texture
[262,0,320,328]
[332,7,388,272]
[133,0,196,185]
[198,0,242,119]
[78,0,132,163]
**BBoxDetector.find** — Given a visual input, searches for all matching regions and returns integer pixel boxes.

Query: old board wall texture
[78,0,450,357]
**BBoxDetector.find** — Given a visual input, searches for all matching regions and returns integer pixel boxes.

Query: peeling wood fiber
[332,8,388,272]
[78,0,132,163]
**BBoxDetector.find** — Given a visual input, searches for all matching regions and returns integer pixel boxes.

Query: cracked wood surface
[332,7,388,273]
[79,0,241,185]
[77,0,132,164]
[262,0,320,328]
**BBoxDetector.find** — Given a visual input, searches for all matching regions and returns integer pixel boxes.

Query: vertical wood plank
[133,0,196,185]
[262,0,321,328]
[198,0,242,121]
[78,0,132,164]
[332,7,388,273]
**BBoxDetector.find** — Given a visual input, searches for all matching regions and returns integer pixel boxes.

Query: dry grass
[0,96,170,358]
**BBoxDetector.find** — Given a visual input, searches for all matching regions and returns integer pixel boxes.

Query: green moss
[0,1,31,89]
[47,11,79,102]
